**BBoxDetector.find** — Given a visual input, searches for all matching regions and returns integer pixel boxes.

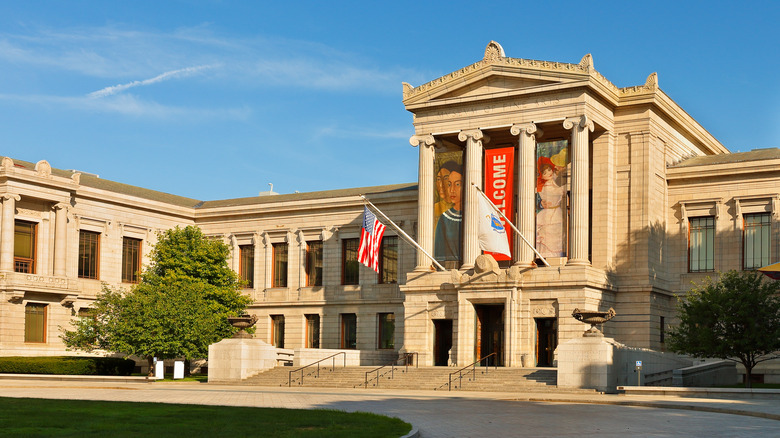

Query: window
[272,243,288,288]
[744,213,771,270]
[305,314,320,348]
[340,313,357,349]
[122,237,142,283]
[378,313,395,349]
[379,236,398,284]
[239,244,254,288]
[688,216,714,272]
[305,241,323,286]
[24,303,46,343]
[78,230,100,279]
[660,316,665,344]
[342,238,359,285]
[14,220,36,273]
[271,315,285,348]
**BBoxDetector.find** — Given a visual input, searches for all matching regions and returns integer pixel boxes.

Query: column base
[566,258,590,266]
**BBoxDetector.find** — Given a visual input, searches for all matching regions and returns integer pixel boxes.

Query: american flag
[358,206,386,273]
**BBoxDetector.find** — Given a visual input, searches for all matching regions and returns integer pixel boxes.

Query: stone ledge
[0,373,152,383]
[618,385,780,399]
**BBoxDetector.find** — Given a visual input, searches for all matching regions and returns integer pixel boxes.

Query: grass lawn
[0,397,412,437]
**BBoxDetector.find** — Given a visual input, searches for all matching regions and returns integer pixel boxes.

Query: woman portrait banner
[535,140,569,258]
[433,150,464,266]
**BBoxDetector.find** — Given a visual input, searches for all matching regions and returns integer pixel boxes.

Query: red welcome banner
[484,147,515,261]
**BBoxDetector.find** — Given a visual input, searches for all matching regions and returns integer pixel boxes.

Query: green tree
[62,226,251,374]
[667,270,780,387]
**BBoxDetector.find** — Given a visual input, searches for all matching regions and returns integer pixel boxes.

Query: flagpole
[359,195,447,272]
[471,183,551,267]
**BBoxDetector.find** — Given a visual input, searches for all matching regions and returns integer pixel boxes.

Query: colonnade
[411,115,594,270]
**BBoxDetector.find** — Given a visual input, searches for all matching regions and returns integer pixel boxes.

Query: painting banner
[484,147,514,261]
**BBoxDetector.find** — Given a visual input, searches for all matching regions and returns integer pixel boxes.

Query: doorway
[474,304,504,366]
[535,318,557,367]
[433,319,453,366]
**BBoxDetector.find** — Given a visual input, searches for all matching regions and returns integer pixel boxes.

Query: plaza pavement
[1,378,780,437]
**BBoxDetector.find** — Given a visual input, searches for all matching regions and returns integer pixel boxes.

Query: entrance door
[474,304,504,366]
[535,318,557,367]
[433,319,453,366]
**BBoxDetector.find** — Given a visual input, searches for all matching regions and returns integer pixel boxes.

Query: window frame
[78,230,100,280]
[305,240,323,287]
[271,314,285,348]
[121,237,142,283]
[743,212,771,270]
[378,235,398,284]
[239,244,254,288]
[342,238,359,285]
[377,313,395,350]
[14,220,37,274]
[24,302,47,343]
[688,216,715,273]
[340,313,357,349]
[305,314,320,349]
[272,242,288,288]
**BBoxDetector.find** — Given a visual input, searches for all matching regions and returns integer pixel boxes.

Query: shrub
[0,356,135,375]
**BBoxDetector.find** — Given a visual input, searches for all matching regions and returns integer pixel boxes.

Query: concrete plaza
[1,378,780,437]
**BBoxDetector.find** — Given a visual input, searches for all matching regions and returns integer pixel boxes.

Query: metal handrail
[363,352,418,389]
[288,352,346,387]
[446,352,498,391]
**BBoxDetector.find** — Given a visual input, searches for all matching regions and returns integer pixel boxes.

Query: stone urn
[227,314,258,339]
[571,308,616,337]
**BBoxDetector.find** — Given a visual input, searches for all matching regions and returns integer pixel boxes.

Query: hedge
[0,356,135,375]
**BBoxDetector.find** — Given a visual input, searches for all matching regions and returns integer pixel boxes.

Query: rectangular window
[342,238,359,285]
[305,314,320,348]
[271,315,285,348]
[239,244,254,288]
[744,213,771,270]
[14,220,36,274]
[78,230,100,279]
[305,241,323,286]
[378,313,395,349]
[660,316,665,344]
[24,303,46,343]
[379,236,398,284]
[688,216,714,272]
[122,237,142,283]
[340,313,357,349]
[272,242,288,288]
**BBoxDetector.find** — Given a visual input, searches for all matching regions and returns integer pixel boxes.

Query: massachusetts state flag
[477,194,511,257]
[358,207,386,272]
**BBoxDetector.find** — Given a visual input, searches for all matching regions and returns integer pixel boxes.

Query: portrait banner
[484,147,514,261]
[434,150,464,266]
[535,140,569,258]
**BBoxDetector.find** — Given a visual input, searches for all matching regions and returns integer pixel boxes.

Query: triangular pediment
[435,75,560,100]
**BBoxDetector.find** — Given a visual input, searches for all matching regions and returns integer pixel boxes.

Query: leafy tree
[62,226,250,374]
[667,270,780,387]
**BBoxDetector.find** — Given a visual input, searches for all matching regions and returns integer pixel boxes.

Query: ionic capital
[410,134,436,148]
[458,129,490,144]
[510,122,543,139]
[1,194,21,203]
[563,115,594,132]
[53,202,69,212]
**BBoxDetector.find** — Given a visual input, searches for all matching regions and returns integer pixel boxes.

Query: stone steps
[241,366,569,393]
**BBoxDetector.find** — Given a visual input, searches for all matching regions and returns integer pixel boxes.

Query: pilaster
[0,194,20,271]
[53,203,68,276]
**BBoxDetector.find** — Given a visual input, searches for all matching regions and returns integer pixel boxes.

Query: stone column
[563,115,594,266]
[0,194,20,271]
[410,134,436,271]
[510,123,542,266]
[458,129,489,269]
[53,203,68,276]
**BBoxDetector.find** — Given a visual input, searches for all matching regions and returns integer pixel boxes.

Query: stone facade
[1,42,778,380]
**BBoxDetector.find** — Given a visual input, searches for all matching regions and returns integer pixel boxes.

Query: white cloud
[88,65,216,98]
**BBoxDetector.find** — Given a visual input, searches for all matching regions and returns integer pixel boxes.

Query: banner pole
[471,183,550,267]
[359,195,447,272]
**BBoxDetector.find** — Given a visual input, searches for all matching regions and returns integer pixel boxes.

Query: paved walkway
[1,379,779,437]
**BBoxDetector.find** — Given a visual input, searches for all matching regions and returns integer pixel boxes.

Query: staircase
[242,365,589,393]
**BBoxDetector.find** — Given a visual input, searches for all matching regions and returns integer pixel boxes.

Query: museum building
[1,42,779,378]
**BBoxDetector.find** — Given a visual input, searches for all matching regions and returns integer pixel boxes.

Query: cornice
[666,159,780,182]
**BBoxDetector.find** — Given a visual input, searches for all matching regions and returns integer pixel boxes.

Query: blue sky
[1,1,778,201]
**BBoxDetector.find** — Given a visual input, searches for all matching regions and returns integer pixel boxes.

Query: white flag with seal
[477,194,511,257]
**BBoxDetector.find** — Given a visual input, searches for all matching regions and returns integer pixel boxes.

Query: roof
[669,148,780,168]
[2,156,416,209]
[195,183,418,209]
